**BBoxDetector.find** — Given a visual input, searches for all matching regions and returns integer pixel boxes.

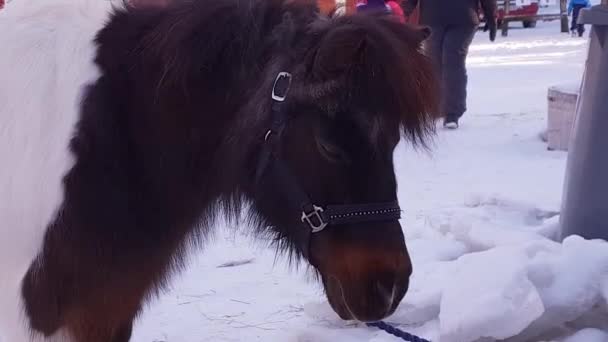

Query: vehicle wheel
[523,20,537,28]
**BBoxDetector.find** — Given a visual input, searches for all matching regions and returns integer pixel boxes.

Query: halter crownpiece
[258,71,402,236]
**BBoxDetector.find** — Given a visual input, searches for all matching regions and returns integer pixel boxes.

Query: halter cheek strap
[256,71,402,257]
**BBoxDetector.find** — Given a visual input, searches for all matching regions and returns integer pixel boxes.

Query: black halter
[256,72,402,253]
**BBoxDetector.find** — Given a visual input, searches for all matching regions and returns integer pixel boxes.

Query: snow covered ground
[130,20,608,342]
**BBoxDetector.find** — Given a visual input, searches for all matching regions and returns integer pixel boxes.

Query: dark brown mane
[89,0,437,252]
[293,14,438,147]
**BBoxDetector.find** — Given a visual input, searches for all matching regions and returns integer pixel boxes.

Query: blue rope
[366,321,431,342]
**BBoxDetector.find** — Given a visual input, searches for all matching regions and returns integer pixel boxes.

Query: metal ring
[264,130,273,141]
[271,72,292,102]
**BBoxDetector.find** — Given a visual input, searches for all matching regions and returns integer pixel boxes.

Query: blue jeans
[427,24,477,118]
[571,4,586,35]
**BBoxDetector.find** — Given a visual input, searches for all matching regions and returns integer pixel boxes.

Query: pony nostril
[389,284,397,306]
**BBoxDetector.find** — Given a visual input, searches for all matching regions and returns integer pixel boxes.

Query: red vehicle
[400,0,539,28]
[481,0,540,28]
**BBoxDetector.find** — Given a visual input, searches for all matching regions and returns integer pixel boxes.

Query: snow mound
[561,328,608,342]
[397,196,608,342]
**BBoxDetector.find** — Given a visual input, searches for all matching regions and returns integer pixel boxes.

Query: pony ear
[311,23,430,77]
[413,26,432,42]
[312,26,367,77]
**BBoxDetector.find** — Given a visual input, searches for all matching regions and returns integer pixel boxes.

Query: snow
[549,83,580,95]
[562,328,608,342]
[128,21,608,342]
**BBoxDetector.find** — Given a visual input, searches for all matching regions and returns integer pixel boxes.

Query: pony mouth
[330,275,359,321]
[325,275,396,322]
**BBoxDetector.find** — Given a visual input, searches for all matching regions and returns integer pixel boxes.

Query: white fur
[0,1,119,341]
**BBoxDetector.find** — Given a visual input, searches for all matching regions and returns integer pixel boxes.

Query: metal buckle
[301,205,328,233]
[264,129,273,141]
[271,72,292,102]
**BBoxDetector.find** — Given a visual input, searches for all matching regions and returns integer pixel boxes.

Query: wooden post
[501,0,510,37]
[560,0,569,32]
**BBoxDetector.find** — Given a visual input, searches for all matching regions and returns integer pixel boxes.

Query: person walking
[404,0,497,129]
[568,0,592,37]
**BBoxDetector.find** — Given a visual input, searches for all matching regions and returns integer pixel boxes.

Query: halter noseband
[256,71,402,241]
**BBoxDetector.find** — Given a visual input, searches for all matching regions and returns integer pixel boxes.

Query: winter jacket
[568,0,591,15]
[404,0,497,26]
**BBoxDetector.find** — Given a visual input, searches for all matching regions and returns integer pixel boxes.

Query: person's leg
[426,26,447,117]
[441,24,477,128]
[571,6,579,32]
[577,23,585,37]
[575,5,585,37]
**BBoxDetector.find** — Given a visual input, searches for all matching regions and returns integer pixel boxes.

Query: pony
[0,0,437,340]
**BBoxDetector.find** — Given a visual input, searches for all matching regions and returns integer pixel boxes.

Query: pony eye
[317,139,349,164]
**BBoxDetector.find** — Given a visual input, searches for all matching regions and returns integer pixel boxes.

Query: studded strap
[324,202,402,225]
